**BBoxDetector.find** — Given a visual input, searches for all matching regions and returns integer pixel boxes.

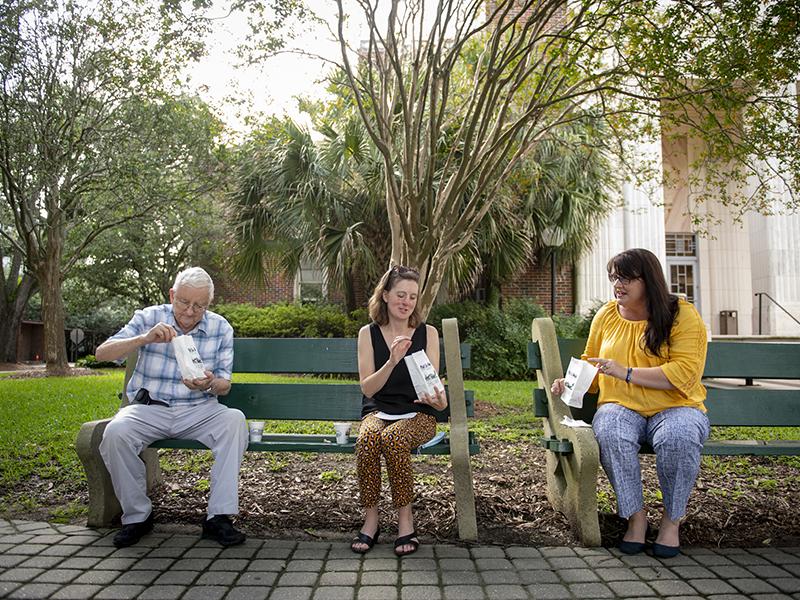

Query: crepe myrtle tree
[332,0,799,316]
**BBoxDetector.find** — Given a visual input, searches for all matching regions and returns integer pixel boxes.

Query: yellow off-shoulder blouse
[582,298,707,417]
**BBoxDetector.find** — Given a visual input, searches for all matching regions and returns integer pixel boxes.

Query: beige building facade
[576,121,800,337]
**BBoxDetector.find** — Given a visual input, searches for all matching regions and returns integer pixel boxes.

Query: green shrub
[215,302,367,338]
[429,299,595,380]
[552,301,602,338]
[428,299,544,380]
[75,355,120,369]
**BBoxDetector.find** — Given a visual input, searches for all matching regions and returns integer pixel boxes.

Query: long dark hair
[608,248,678,357]
[367,265,422,328]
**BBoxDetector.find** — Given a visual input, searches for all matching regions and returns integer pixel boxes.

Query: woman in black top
[351,265,448,556]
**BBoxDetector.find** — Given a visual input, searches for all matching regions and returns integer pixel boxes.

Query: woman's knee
[650,408,709,451]
[592,404,643,446]
[356,430,383,456]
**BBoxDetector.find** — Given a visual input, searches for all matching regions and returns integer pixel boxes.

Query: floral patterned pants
[356,412,437,508]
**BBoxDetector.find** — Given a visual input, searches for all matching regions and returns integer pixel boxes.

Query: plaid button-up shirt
[110,303,234,407]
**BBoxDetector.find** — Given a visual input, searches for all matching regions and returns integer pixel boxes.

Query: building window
[666,233,699,308]
[666,233,696,257]
[294,258,327,303]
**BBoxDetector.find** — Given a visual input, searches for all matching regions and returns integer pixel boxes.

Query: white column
[747,184,800,336]
[576,138,665,314]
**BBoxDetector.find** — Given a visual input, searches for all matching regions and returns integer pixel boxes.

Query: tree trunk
[0,273,37,363]
[39,233,69,375]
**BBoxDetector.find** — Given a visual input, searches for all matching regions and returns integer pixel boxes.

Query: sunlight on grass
[0,370,123,486]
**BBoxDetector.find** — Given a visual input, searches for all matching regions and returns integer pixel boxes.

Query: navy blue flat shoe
[652,542,680,558]
[618,540,647,555]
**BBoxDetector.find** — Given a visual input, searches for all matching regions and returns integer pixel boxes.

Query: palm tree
[228,116,390,311]
[447,113,618,306]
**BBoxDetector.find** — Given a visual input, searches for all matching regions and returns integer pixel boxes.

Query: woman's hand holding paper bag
[414,386,448,411]
[551,355,623,398]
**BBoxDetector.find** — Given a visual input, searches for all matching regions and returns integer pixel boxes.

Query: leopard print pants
[356,411,437,508]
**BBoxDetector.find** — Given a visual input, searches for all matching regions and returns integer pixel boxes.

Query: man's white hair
[173,267,214,302]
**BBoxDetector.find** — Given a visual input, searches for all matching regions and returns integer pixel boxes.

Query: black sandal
[394,531,419,556]
[350,527,380,554]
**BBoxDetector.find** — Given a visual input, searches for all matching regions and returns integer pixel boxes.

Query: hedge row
[214,302,368,339]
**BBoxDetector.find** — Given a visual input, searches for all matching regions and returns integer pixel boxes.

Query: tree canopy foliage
[323,0,799,314]
[0,0,227,370]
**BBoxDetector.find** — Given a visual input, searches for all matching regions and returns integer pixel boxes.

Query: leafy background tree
[229,108,390,312]
[0,1,225,371]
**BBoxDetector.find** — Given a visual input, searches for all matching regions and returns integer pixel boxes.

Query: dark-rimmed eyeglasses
[608,273,636,286]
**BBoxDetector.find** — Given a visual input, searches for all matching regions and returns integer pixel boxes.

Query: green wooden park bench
[528,316,800,546]
[76,318,480,540]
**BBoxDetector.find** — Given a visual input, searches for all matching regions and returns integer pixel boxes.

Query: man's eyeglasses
[174,297,208,312]
[608,273,636,285]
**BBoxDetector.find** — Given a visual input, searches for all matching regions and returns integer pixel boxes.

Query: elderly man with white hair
[95,267,248,548]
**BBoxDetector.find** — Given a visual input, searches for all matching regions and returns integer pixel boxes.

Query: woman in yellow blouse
[552,248,709,558]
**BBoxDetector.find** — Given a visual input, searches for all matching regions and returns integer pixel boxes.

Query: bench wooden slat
[546,389,800,428]
[529,338,800,381]
[151,432,481,455]
[537,438,800,456]
[233,338,358,373]
[705,389,800,426]
[704,342,800,379]
[701,440,800,455]
[224,384,474,423]
[234,338,472,374]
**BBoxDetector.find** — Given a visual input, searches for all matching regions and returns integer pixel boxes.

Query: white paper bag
[560,357,599,408]
[172,335,207,380]
[404,350,444,400]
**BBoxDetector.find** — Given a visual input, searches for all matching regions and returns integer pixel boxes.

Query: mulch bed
[152,440,800,548]
[9,438,797,548]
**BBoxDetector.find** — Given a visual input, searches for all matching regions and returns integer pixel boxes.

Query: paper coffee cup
[334,422,350,444]
[249,420,265,443]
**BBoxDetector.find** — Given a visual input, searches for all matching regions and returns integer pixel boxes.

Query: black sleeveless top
[360,322,437,418]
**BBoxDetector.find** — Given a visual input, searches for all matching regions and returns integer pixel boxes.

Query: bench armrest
[442,318,478,541]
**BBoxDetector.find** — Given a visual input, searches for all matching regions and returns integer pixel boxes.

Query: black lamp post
[542,226,565,316]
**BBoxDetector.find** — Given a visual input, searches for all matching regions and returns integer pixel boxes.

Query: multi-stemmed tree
[329,0,799,315]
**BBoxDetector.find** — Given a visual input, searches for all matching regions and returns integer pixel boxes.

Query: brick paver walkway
[1,519,799,599]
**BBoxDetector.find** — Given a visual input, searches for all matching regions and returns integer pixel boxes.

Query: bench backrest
[528,338,800,428]
[126,337,473,424]
[233,338,469,374]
